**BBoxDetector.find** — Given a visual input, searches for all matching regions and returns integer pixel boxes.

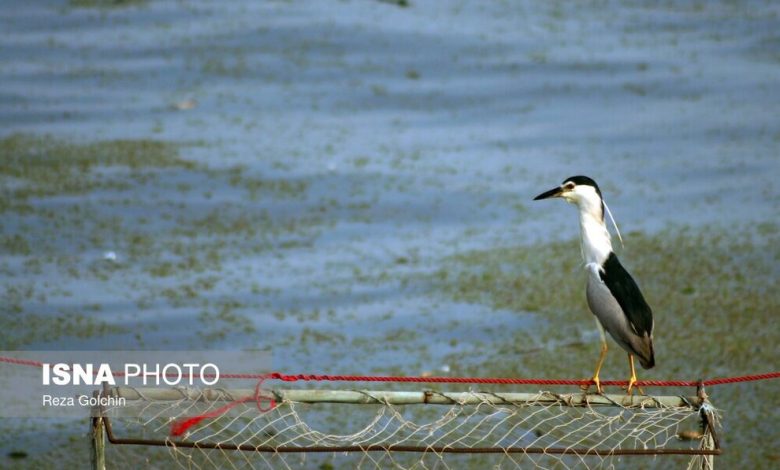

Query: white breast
[561,184,614,267]
[578,211,612,266]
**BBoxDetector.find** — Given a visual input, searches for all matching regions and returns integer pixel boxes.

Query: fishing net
[96,385,719,469]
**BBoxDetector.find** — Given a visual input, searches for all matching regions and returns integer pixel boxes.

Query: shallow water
[1,0,779,468]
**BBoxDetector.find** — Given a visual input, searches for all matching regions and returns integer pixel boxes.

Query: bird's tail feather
[638,337,655,369]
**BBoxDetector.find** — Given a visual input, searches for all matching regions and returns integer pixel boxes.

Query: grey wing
[600,253,654,338]
[586,272,654,368]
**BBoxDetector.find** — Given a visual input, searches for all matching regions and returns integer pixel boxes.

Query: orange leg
[581,340,608,394]
[626,354,645,395]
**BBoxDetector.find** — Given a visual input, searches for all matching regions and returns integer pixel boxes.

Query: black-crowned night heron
[534,176,654,394]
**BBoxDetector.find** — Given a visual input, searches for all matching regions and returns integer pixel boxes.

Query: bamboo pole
[110,387,700,409]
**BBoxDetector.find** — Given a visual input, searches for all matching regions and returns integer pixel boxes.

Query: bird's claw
[625,377,645,396]
[580,378,604,395]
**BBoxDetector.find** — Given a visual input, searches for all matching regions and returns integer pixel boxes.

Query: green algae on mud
[0,134,189,203]
[0,310,126,349]
[68,0,147,9]
[0,134,316,349]
[432,225,780,466]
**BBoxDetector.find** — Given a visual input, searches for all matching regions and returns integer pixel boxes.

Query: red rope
[258,371,780,387]
[170,376,275,437]
[0,356,45,368]
[169,371,780,436]
[3,355,778,437]
[1,356,778,387]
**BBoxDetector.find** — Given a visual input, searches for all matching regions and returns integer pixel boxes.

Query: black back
[600,252,653,337]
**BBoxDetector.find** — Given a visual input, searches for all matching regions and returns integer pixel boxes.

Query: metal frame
[90,385,722,468]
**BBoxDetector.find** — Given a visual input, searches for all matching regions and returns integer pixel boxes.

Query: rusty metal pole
[91,390,106,470]
[698,381,716,470]
[91,417,106,470]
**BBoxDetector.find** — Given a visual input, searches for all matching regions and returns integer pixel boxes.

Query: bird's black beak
[533,186,563,200]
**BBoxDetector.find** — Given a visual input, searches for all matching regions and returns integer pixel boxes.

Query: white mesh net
[97,386,719,470]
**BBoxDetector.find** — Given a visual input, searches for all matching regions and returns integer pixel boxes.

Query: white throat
[578,208,612,266]
[563,186,613,266]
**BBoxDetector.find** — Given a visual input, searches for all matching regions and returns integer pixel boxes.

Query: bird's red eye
[564,182,575,190]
